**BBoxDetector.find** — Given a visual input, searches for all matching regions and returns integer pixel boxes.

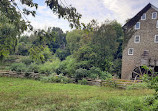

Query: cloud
[17,0,158,33]
[103,0,158,24]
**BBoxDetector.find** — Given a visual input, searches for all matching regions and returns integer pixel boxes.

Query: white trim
[154,35,158,43]
[128,48,134,55]
[135,22,140,29]
[152,12,157,19]
[156,20,158,28]
[141,13,146,20]
[134,35,140,43]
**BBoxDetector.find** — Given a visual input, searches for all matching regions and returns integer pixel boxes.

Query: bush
[9,62,27,72]
[75,68,89,80]
[38,58,61,74]
[89,67,112,80]
[38,64,53,75]
[3,55,19,64]
[21,56,33,65]
[27,63,39,73]
[40,73,73,84]
[56,56,77,77]
[103,78,117,88]
[78,78,88,85]
[55,48,70,61]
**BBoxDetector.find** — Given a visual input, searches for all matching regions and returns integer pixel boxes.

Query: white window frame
[152,12,157,19]
[128,48,134,55]
[156,20,158,28]
[141,13,146,20]
[135,22,140,29]
[134,35,140,43]
[154,35,158,43]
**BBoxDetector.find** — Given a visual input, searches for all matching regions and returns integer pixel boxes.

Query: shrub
[55,48,70,61]
[38,64,53,75]
[103,78,117,88]
[56,56,77,77]
[75,68,89,80]
[27,63,39,73]
[40,73,73,83]
[38,58,61,74]
[89,67,112,80]
[3,55,17,61]
[21,56,33,65]
[9,62,27,72]
[78,78,88,85]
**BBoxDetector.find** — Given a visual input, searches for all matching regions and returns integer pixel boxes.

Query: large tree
[0,0,82,60]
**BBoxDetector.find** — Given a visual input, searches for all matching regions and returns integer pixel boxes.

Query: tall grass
[0,77,154,111]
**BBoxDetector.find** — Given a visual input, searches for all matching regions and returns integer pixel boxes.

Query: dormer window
[128,48,134,55]
[154,35,158,43]
[135,22,140,29]
[152,12,157,19]
[134,35,140,43]
[141,13,146,20]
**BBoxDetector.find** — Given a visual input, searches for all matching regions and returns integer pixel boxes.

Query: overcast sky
[21,0,158,32]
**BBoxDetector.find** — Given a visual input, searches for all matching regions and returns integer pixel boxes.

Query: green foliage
[0,77,154,111]
[144,96,158,110]
[0,14,17,60]
[74,44,97,64]
[9,62,27,72]
[126,82,148,90]
[66,30,84,53]
[16,42,31,56]
[27,63,39,73]
[78,78,88,85]
[29,46,52,63]
[104,78,118,88]
[40,73,73,84]
[55,48,70,60]
[141,66,158,110]
[56,56,77,77]
[3,55,19,63]
[36,57,61,74]
[89,67,112,80]
[75,68,89,80]
[21,56,33,65]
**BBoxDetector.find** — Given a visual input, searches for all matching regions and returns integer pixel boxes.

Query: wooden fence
[87,79,143,88]
[0,70,40,79]
[0,70,143,88]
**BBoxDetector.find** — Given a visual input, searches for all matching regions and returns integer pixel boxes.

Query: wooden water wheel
[132,66,152,80]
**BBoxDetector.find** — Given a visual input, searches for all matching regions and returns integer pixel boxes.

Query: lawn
[0,77,154,111]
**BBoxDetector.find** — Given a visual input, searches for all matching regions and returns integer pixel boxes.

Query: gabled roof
[123,3,158,29]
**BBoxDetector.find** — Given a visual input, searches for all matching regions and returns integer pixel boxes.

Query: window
[141,13,146,20]
[156,20,158,28]
[128,48,134,55]
[134,35,140,43]
[135,22,140,29]
[154,35,158,43]
[152,12,157,19]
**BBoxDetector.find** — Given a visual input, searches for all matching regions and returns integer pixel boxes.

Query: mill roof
[123,3,158,29]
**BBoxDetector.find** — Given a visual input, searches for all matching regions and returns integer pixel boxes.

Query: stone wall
[0,71,41,79]
[122,7,158,79]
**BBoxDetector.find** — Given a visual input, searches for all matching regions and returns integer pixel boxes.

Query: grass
[0,77,154,111]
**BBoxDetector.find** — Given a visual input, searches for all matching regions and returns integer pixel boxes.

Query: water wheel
[132,66,152,80]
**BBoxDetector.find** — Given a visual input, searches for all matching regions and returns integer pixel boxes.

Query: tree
[0,0,82,60]
[66,30,84,54]
[0,0,82,29]
[0,13,18,61]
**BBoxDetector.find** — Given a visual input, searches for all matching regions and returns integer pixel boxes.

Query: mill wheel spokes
[132,66,148,80]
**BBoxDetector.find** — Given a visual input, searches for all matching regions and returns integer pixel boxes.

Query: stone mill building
[122,3,158,79]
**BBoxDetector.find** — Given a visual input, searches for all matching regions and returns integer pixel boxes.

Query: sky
[18,0,158,32]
